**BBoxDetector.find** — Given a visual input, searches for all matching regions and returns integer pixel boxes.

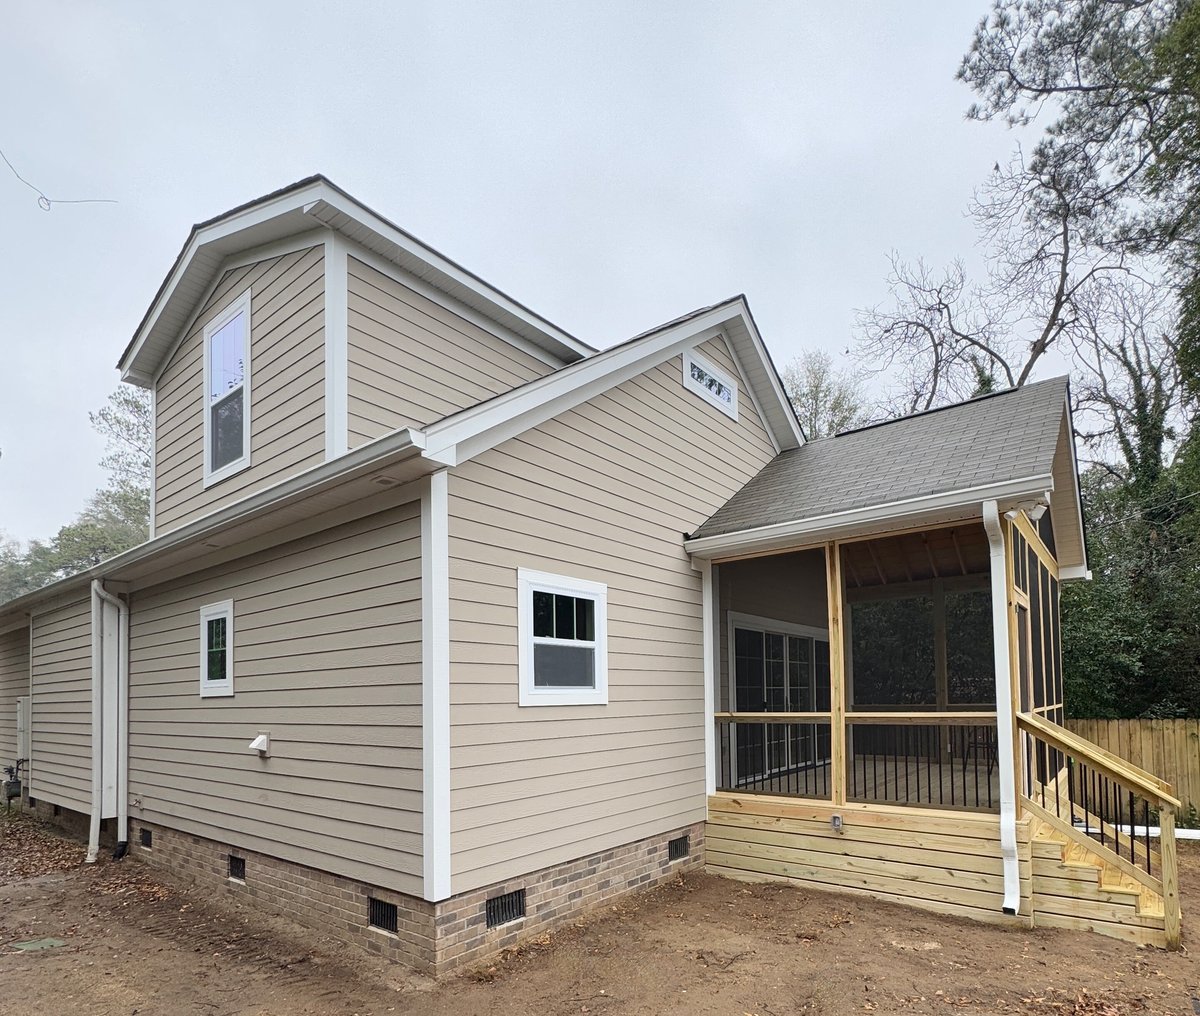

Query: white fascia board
[728,311,804,451]
[1058,564,1093,581]
[421,307,746,465]
[1062,393,1090,574]
[120,180,331,382]
[0,428,429,624]
[685,473,1058,559]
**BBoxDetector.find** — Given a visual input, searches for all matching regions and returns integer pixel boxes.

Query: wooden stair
[1029,818,1168,947]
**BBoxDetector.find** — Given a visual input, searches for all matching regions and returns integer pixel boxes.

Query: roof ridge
[826,375,1068,441]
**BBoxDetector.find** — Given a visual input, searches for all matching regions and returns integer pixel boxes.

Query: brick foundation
[23,796,116,850]
[128,817,704,976]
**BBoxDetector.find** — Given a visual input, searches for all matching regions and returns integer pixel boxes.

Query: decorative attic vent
[228,855,246,881]
[668,834,690,861]
[486,888,526,928]
[369,897,399,934]
[139,828,152,849]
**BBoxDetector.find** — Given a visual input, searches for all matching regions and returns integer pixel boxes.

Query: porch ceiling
[842,524,990,589]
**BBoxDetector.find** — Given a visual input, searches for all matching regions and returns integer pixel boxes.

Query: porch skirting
[705,794,1035,927]
[128,817,704,975]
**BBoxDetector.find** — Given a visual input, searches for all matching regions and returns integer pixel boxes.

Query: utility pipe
[92,581,129,855]
[983,500,1021,915]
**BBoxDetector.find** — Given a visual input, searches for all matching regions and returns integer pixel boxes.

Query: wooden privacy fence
[1068,719,1200,821]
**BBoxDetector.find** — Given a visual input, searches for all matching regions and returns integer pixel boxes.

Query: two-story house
[0,176,1182,971]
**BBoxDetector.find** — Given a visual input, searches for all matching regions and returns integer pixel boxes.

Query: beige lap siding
[154,246,326,535]
[447,335,778,894]
[346,256,555,446]
[128,501,424,894]
[0,625,29,769]
[30,595,93,810]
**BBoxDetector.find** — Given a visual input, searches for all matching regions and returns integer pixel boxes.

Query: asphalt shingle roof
[692,376,1069,539]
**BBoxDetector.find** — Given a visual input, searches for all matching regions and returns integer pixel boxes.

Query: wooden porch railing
[1017,711,1182,949]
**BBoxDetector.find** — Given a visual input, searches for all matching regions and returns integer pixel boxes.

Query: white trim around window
[683,347,738,421]
[202,288,252,487]
[199,599,234,698]
[517,569,608,706]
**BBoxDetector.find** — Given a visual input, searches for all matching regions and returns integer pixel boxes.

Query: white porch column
[701,559,717,796]
[983,500,1021,915]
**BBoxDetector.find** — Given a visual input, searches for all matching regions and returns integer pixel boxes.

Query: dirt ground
[1,814,1198,1016]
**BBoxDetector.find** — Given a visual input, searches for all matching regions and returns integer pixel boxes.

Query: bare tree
[780,350,868,438]
[1070,277,1184,489]
[855,157,1132,411]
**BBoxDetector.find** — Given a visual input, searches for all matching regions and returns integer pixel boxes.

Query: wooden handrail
[1017,712,1180,809]
[714,711,996,725]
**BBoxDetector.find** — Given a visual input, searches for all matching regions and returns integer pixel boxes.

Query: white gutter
[983,500,1021,915]
[93,581,129,851]
[85,582,103,864]
[686,475,1056,560]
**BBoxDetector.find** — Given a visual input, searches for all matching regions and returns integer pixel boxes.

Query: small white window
[199,600,234,698]
[682,348,738,420]
[203,289,252,486]
[517,569,608,706]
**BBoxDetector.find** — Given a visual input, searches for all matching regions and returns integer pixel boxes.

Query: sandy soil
[1,813,1198,1016]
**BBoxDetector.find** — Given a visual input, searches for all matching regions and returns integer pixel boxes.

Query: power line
[1094,491,1200,532]
[0,146,116,211]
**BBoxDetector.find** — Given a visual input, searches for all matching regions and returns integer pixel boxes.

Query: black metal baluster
[1143,800,1152,876]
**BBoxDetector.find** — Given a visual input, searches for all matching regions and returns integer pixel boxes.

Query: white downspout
[983,500,1021,915]
[86,582,103,863]
[93,581,130,852]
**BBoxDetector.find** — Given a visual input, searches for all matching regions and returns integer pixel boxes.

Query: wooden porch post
[826,542,847,805]
[1161,806,1182,949]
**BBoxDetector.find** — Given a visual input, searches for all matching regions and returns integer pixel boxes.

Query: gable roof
[686,377,1087,573]
[419,294,804,465]
[118,175,593,386]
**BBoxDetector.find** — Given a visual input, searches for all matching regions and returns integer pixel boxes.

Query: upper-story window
[683,348,738,420]
[204,290,252,485]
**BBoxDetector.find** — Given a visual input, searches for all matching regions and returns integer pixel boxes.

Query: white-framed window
[199,600,235,698]
[682,348,738,420]
[517,569,608,706]
[203,289,252,486]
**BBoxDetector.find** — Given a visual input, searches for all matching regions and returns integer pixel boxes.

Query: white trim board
[686,474,1057,559]
[421,470,451,901]
[324,233,349,459]
[420,298,802,467]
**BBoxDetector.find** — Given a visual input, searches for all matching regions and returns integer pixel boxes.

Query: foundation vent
[486,888,526,928]
[668,834,690,861]
[139,828,152,849]
[228,855,246,881]
[369,897,398,934]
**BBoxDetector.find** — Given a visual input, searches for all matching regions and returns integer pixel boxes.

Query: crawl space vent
[139,828,152,849]
[668,834,690,861]
[486,888,526,928]
[369,897,398,934]
[228,855,246,881]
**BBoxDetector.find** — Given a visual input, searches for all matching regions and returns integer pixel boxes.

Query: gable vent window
[228,855,246,881]
[139,828,152,849]
[683,348,738,421]
[203,288,252,485]
[369,897,399,934]
[486,888,526,929]
[668,834,690,862]
[517,570,608,707]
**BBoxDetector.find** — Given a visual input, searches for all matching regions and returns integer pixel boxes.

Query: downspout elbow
[983,501,1021,915]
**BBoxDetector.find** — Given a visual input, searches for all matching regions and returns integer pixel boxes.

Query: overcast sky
[0,1,1026,544]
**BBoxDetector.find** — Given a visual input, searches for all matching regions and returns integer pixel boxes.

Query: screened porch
[712,521,1039,813]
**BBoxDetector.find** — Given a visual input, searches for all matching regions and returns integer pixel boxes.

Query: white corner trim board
[421,469,451,902]
[324,232,350,460]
